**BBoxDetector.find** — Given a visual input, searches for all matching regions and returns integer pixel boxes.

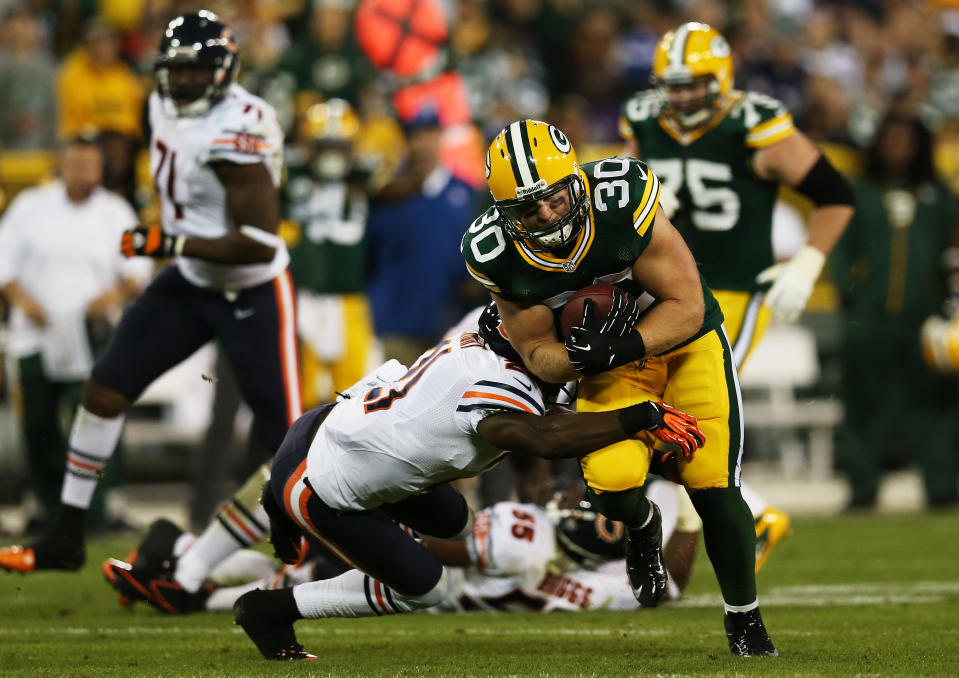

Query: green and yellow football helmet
[302,98,361,181]
[651,22,733,129]
[486,120,590,252]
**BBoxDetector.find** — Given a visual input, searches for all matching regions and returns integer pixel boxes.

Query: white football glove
[921,315,959,372]
[755,245,826,323]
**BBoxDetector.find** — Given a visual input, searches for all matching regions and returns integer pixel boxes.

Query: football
[559,283,631,339]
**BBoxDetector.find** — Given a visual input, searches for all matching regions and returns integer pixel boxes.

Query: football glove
[260,484,304,565]
[565,296,646,376]
[755,245,825,323]
[921,314,959,373]
[121,226,185,259]
[645,401,705,460]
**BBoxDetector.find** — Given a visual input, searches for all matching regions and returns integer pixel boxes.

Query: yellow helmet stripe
[506,120,540,189]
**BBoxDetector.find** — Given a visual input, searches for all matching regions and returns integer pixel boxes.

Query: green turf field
[1,511,958,677]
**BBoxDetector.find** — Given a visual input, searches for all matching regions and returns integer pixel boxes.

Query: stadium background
[2,0,959,531]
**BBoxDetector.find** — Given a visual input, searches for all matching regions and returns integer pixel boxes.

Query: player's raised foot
[754,507,791,573]
[0,530,85,573]
[624,502,667,607]
[725,608,779,657]
[234,589,316,661]
[103,558,211,614]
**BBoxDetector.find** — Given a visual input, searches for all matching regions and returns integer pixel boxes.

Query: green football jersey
[619,89,796,292]
[461,157,723,353]
[283,164,368,295]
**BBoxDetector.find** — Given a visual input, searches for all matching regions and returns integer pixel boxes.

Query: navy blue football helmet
[155,10,238,116]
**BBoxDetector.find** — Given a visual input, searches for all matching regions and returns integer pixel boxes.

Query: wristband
[619,401,655,436]
[613,330,646,365]
[173,235,187,257]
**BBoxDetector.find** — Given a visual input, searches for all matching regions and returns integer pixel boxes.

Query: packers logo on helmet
[486,120,590,253]
[652,22,734,129]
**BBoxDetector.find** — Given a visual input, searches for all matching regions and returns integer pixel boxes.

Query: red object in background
[394,71,486,189]
[355,0,448,79]
[392,71,470,127]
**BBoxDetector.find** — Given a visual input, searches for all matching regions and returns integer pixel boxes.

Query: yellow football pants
[577,328,743,493]
[299,294,381,408]
[711,289,772,374]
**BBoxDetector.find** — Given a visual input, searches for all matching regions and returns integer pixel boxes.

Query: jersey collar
[512,171,596,273]
[658,92,742,146]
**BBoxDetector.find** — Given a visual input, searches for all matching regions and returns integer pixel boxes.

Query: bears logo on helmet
[651,22,734,129]
[155,10,239,117]
[547,496,626,569]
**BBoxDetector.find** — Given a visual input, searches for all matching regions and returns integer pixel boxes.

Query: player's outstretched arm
[752,130,854,322]
[476,401,704,460]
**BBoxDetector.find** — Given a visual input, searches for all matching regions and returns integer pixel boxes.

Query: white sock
[292,569,446,618]
[725,599,759,614]
[175,521,245,592]
[172,533,197,559]
[740,482,768,520]
[60,407,125,509]
[206,579,266,612]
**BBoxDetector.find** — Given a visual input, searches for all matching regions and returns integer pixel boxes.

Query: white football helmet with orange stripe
[651,22,734,129]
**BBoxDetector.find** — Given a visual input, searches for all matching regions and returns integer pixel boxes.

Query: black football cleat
[625,502,667,607]
[234,589,316,661]
[0,531,85,573]
[129,518,184,575]
[725,607,779,657]
[102,558,211,614]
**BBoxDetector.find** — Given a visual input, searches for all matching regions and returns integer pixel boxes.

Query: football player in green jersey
[620,22,853,360]
[461,119,777,656]
[283,99,380,407]
[619,22,855,574]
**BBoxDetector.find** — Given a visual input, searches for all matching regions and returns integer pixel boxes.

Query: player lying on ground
[218,307,703,659]
[113,481,700,615]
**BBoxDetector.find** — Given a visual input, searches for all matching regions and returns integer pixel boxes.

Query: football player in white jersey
[1,11,301,575]
[222,303,705,660]
[189,480,698,615]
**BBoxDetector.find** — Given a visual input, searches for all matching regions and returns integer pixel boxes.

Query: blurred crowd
[2,0,959,526]
[2,0,959,175]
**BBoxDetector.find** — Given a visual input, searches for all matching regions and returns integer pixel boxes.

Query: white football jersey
[306,333,547,511]
[148,84,289,290]
[438,502,638,612]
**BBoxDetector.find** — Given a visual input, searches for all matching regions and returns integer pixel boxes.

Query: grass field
[1,511,958,677]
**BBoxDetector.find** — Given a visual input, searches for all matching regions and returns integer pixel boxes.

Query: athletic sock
[586,486,650,528]
[691,486,757,606]
[175,467,270,592]
[291,569,445,618]
[60,407,125,510]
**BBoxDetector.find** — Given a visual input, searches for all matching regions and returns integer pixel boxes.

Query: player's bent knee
[421,506,473,542]
[82,378,130,418]
[392,570,448,612]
